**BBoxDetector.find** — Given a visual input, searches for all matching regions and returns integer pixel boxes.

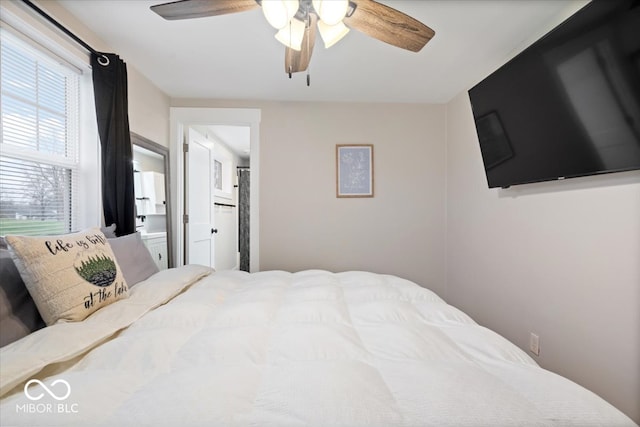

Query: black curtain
[91,53,135,236]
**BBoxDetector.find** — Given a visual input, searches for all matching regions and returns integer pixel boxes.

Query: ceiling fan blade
[285,15,317,75]
[151,0,259,20]
[344,0,435,52]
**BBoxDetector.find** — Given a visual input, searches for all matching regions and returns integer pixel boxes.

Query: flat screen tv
[468,0,640,188]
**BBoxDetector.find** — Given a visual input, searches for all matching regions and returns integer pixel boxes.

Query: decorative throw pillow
[0,248,46,347]
[5,228,129,325]
[100,223,117,238]
[108,232,159,287]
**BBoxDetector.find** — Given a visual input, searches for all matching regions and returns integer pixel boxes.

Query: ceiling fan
[150,0,435,80]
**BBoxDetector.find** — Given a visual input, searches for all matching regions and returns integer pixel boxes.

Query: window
[0,26,84,236]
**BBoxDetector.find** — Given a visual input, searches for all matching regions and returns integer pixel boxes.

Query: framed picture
[336,144,374,198]
[213,160,222,190]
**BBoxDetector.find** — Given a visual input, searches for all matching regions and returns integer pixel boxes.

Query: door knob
[211,228,218,234]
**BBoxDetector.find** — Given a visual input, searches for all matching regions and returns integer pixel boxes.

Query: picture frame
[336,144,374,198]
[213,159,222,191]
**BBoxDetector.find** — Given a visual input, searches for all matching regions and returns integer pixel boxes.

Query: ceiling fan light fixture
[275,17,306,50]
[312,0,348,26]
[262,0,300,29]
[317,20,349,48]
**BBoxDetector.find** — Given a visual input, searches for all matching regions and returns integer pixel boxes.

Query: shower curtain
[238,168,250,272]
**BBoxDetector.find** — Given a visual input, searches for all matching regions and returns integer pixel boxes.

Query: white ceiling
[56,0,587,104]
[52,0,587,158]
[192,124,252,160]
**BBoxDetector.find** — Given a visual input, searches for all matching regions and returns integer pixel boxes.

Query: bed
[0,233,636,426]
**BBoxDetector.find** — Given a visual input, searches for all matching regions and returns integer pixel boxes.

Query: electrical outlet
[529,333,540,356]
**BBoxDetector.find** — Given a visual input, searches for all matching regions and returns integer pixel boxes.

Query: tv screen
[468,0,640,188]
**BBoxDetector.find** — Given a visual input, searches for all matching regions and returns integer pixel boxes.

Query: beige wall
[172,99,448,296]
[445,91,640,423]
[127,74,170,147]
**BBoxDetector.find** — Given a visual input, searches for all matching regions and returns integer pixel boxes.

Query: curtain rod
[21,0,108,63]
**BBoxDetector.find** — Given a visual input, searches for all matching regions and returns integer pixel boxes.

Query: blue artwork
[337,145,373,197]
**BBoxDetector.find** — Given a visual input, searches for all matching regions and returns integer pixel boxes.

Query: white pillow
[6,227,129,325]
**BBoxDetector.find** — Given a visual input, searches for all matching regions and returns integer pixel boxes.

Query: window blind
[0,27,80,236]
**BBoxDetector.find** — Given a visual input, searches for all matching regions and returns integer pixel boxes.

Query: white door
[185,128,215,268]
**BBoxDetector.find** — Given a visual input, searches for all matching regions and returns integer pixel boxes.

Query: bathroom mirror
[131,132,173,269]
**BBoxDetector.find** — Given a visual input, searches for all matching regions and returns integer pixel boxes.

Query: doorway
[170,108,261,272]
[186,124,250,270]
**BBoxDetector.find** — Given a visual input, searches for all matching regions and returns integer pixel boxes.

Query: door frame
[170,107,261,272]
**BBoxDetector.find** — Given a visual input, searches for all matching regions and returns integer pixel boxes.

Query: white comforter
[0,266,634,427]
